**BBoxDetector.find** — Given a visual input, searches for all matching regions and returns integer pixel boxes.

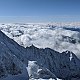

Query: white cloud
[0,23,80,58]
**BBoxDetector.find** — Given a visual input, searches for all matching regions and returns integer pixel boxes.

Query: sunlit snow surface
[0,22,80,58]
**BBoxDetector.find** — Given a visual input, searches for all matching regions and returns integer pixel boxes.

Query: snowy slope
[0,23,80,58]
[27,61,57,79]
[0,30,29,80]
[27,61,62,80]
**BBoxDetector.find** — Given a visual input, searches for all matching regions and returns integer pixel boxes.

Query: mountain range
[0,27,80,80]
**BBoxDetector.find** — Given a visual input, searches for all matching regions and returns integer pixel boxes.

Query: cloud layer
[0,23,80,58]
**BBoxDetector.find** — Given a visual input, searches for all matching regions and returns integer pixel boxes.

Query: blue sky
[0,0,80,23]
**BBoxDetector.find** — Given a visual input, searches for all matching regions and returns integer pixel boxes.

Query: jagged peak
[26,44,38,49]
[62,50,73,54]
[61,50,80,61]
[30,44,35,47]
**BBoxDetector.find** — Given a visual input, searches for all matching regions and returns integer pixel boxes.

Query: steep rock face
[0,30,80,80]
[25,46,80,79]
[0,31,27,78]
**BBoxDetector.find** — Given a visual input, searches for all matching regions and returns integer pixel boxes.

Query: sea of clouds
[0,23,80,58]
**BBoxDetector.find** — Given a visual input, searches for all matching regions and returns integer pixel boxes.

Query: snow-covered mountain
[0,23,80,58]
[0,30,80,80]
[0,30,29,80]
